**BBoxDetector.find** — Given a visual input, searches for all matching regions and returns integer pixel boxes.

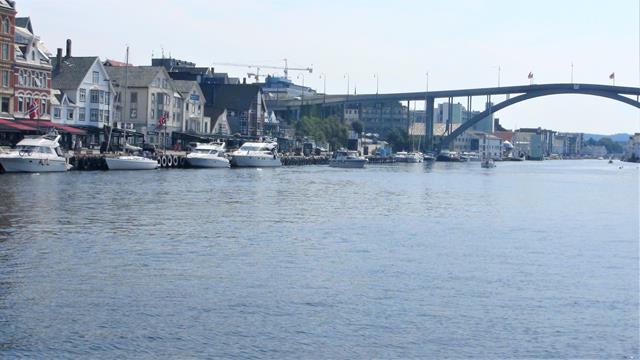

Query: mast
[122,46,129,153]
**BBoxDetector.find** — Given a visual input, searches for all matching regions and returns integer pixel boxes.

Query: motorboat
[423,152,436,162]
[405,152,424,163]
[230,141,282,168]
[393,151,408,162]
[481,158,496,168]
[461,152,481,162]
[329,150,367,168]
[186,142,230,168]
[105,155,158,170]
[436,150,463,162]
[0,131,72,173]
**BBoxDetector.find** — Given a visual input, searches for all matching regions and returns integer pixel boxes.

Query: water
[0,160,638,359]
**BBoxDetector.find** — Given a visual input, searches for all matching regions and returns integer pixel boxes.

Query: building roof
[172,80,199,95]
[0,0,15,11]
[15,17,31,33]
[52,57,100,90]
[209,84,261,111]
[103,59,133,67]
[171,67,211,75]
[106,66,165,88]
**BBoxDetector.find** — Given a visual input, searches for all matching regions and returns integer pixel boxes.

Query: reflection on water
[0,161,638,358]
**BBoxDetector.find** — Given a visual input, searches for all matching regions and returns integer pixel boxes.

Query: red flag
[28,98,39,120]
[158,112,167,127]
[609,72,615,80]
[528,72,534,79]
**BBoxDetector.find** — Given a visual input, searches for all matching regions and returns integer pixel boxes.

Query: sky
[18,0,640,134]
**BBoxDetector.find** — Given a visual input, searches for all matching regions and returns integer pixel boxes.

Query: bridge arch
[440,88,640,150]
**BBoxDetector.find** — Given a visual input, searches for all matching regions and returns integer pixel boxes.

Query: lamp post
[374,73,379,95]
[497,66,501,87]
[319,73,326,119]
[297,74,305,120]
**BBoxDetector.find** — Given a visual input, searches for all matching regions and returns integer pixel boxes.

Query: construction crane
[211,58,312,82]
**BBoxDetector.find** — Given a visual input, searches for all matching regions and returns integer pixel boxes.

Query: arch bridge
[268,83,640,151]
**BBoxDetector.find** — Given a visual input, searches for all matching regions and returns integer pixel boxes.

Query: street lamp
[374,73,379,95]
[297,74,305,119]
[319,73,327,119]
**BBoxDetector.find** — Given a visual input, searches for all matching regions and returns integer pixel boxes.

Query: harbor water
[0,160,638,358]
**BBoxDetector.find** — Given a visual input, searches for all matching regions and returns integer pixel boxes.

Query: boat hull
[0,156,69,173]
[231,155,282,168]
[329,159,367,168]
[106,157,158,170]
[187,156,230,168]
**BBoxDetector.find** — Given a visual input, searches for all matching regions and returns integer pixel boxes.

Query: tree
[386,127,410,152]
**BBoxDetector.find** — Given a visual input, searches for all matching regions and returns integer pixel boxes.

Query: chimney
[65,39,72,58]
[55,48,62,72]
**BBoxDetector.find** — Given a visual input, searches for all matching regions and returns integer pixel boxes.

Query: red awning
[17,120,87,135]
[0,118,38,131]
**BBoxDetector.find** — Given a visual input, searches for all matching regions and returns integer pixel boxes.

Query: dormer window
[31,50,35,61]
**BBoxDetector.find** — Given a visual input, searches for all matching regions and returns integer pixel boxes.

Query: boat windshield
[16,145,53,154]
[240,145,271,152]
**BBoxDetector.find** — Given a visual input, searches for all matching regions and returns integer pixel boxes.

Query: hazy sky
[19,0,640,134]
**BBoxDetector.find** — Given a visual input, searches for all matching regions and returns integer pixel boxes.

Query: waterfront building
[261,75,316,101]
[581,145,608,158]
[13,17,51,122]
[358,101,408,137]
[519,127,554,156]
[172,80,207,134]
[0,0,15,119]
[51,40,113,145]
[204,84,266,137]
[106,66,181,147]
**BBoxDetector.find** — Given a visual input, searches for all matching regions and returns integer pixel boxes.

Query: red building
[0,0,15,119]
[13,17,51,121]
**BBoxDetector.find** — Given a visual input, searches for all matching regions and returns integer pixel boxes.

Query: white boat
[393,151,408,162]
[405,152,424,163]
[481,158,496,168]
[105,155,158,170]
[0,132,72,173]
[329,150,367,168]
[187,142,230,168]
[230,141,282,168]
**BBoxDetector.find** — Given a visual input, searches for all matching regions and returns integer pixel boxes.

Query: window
[130,108,137,119]
[151,93,155,104]
[99,91,105,104]
[54,107,61,119]
[2,18,8,34]
[2,43,9,61]
[79,89,86,102]
[0,97,7,113]
[90,90,99,104]
[92,71,99,84]
[90,109,99,122]
[78,108,85,121]
[67,109,74,120]
[151,109,155,119]
[2,70,9,88]
[18,70,24,86]
[104,110,109,124]
[130,92,137,104]
[17,95,23,112]
[40,97,47,115]
[99,110,104,122]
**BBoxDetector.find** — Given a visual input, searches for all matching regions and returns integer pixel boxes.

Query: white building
[51,42,114,144]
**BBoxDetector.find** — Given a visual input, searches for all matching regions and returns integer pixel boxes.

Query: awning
[17,120,87,135]
[0,118,37,132]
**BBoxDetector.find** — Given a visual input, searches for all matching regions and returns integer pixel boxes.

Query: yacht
[230,141,282,167]
[393,151,408,162]
[436,150,463,162]
[0,132,72,173]
[423,152,436,162]
[405,152,424,163]
[186,142,230,168]
[105,155,158,170]
[329,150,367,168]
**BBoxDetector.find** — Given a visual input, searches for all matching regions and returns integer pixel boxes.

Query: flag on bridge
[528,72,534,79]
[27,98,39,120]
[609,72,615,80]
